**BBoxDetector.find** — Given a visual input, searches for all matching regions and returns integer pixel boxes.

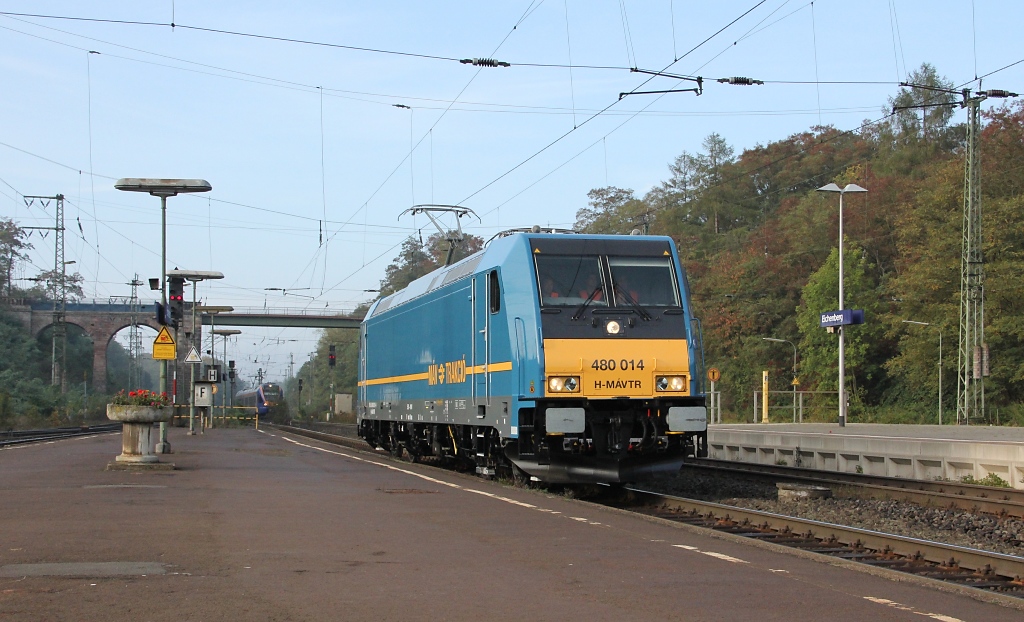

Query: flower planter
[106,404,173,464]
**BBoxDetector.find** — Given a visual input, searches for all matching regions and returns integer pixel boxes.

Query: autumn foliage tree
[573,64,1024,425]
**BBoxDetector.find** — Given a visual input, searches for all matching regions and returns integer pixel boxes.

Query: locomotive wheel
[388,435,404,459]
[401,446,419,463]
[382,422,401,459]
[510,464,532,487]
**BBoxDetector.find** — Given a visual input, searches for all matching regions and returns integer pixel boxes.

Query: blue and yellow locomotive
[357,231,707,484]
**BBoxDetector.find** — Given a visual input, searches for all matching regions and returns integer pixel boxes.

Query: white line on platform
[863,597,964,622]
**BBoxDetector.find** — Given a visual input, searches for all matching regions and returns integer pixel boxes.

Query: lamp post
[168,270,224,435]
[763,337,798,423]
[902,320,943,425]
[115,178,212,453]
[212,329,241,425]
[817,183,867,427]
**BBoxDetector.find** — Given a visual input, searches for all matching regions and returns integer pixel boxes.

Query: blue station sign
[820,309,865,328]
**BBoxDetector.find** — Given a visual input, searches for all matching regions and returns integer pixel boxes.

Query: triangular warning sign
[185,346,202,364]
[154,326,175,345]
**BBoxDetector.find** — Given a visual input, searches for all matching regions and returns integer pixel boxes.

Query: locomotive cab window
[535,255,608,307]
[608,256,680,308]
[489,270,501,314]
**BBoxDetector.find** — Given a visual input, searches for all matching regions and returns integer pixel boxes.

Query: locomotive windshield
[536,253,679,308]
[263,384,281,401]
[607,256,680,307]
[536,255,608,307]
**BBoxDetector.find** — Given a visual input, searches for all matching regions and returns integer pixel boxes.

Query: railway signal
[154,302,171,326]
[329,345,336,367]
[168,276,185,328]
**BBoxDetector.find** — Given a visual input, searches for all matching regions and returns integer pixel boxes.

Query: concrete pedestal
[106,405,174,467]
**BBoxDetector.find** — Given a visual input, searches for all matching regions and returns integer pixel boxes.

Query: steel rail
[0,424,122,448]
[617,487,1024,587]
[688,458,1024,518]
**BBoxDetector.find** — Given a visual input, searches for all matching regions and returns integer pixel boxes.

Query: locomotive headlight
[606,320,621,335]
[547,376,580,393]
[656,376,686,392]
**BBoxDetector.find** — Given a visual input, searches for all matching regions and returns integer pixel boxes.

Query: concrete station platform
[1,428,1020,621]
[709,423,1024,488]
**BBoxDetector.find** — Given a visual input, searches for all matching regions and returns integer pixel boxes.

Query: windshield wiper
[572,287,603,320]
[614,284,653,321]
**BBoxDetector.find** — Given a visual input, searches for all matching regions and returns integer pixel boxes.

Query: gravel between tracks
[640,469,1024,557]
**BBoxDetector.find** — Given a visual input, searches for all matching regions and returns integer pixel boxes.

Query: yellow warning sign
[154,327,175,345]
[152,326,176,360]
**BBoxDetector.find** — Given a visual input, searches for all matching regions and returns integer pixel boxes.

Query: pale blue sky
[1,1,1021,383]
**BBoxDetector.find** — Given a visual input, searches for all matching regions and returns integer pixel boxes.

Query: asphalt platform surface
[0,427,1020,621]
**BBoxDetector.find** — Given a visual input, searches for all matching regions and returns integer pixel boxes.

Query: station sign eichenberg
[819,309,865,328]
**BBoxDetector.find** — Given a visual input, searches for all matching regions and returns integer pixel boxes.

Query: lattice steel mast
[129,274,143,388]
[24,194,67,391]
[956,92,986,425]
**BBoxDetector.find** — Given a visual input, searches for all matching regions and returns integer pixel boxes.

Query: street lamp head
[211,329,242,336]
[762,337,786,343]
[168,269,224,282]
[902,319,930,326]
[817,182,868,194]
[115,178,212,197]
[198,305,234,314]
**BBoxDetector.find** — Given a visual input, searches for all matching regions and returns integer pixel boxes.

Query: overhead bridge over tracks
[200,309,364,329]
[0,299,364,393]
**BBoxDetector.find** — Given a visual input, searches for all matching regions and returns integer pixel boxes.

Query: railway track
[597,486,1024,598]
[273,422,1024,600]
[0,423,121,448]
[688,457,1024,519]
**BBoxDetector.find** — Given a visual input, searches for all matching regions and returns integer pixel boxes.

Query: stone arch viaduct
[4,301,191,394]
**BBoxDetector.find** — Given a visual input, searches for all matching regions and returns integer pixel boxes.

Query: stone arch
[106,323,161,394]
[31,309,168,394]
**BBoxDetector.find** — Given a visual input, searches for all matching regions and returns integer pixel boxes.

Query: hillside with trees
[296,67,1024,426]
[573,68,1024,425]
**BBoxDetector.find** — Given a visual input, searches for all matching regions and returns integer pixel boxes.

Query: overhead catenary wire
[0,17,894,120]
[0,9,635,71]
[6,2,1015,309]
[456,0,772,206]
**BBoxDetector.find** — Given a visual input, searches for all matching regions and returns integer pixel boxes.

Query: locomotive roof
[365,231,677,319]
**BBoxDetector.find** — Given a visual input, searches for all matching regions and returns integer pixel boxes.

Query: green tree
[575,187,652,234]
[886,63,958,144]
[796,243,884,412]
[0,219,31,298]
[379,232,483,296]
